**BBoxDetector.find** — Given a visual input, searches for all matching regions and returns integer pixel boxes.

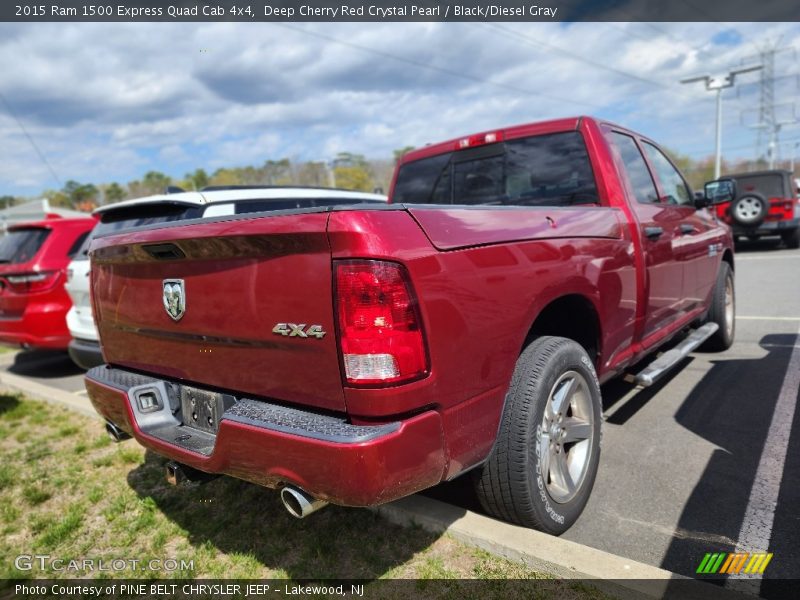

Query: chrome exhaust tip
[105,421,131,443]
[280,486,328,518]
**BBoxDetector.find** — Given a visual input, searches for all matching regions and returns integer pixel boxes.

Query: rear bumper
[731,217,800,236]
[84,365,447,506]
[0,298,71,349]
[0,321,70,349]
[68,338,104,370]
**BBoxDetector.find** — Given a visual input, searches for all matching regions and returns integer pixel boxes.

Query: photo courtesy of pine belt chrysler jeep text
[85,117,737,534]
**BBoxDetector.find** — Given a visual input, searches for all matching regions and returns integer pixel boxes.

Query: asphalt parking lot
[2,239,798,597]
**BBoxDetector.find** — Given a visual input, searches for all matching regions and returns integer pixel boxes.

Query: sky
[0,20,799,197]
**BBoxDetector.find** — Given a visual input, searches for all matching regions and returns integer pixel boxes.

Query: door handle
[679,223,698,235]
[644,226,664,239]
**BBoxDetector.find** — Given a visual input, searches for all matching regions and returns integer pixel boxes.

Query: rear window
[0,228,50,264]
[393,131,599,207]
[734,174,788,199]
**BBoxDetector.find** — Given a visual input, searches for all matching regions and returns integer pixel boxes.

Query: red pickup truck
[85,117,735,534]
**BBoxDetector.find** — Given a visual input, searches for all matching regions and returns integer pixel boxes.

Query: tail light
[4,271,61,294]
[334,260,429,386]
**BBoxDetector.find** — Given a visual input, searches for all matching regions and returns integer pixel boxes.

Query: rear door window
[0,228,50,264]
[393,131,600,207]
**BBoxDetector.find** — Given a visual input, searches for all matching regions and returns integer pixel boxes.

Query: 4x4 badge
[163,279,186,321]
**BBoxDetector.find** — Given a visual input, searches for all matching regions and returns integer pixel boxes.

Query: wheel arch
[523,294,602,368]
[722,248,734,272]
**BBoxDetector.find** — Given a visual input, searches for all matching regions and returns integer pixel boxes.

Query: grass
[0,393,610,598]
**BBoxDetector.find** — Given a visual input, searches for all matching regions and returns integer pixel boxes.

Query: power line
[272,23,608,111]
[476,22,667,89]
[0,90,62,188]
[743,39,798,166]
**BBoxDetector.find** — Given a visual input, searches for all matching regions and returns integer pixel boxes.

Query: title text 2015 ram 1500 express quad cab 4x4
[85,117,736,534]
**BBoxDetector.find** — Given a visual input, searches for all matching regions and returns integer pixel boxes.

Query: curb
[372,496,697,599]
[374,497,746,600]
[1,358,729,600]
[0,367,98,419]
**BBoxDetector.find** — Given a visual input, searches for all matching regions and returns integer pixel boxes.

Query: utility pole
[682,65,762,179]
[741,40,798,167]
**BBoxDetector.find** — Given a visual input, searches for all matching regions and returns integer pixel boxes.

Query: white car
[64,186,387,369]
[65,234,100,369]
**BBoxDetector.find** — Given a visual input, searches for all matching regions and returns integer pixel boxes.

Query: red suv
[711,169,800,248]
[0,216,96,349]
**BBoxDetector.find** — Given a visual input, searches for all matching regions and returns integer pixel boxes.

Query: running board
[626,323,719,387]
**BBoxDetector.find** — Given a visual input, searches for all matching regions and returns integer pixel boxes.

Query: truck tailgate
[90,212,347,413]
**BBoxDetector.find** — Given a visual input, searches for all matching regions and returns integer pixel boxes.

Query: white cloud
[0,20,798,196]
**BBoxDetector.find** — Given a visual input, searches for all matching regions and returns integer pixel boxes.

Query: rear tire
[473,336,602,535]
[702,262,735,352]
[781,228,800,249]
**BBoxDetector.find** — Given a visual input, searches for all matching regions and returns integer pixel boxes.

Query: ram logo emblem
[163,279,186,321]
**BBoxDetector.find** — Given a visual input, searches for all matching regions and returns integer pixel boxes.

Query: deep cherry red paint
[86,116,733,502]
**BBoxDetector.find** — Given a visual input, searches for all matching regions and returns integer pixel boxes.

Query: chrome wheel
[538,370,595,504]
[724,275,734,339]
[734,197,763,224]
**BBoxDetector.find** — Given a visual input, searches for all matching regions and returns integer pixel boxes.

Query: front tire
[473,336,602,535]
[702,262,735,351]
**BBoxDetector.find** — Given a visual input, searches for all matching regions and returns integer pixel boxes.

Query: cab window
[641,142,692,206]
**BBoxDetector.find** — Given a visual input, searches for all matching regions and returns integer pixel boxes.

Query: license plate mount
[179,386,233,434]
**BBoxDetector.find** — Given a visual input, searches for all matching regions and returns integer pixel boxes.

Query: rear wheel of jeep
[473,336,602,535]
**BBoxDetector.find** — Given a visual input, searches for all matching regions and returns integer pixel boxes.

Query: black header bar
[3,0,798,22]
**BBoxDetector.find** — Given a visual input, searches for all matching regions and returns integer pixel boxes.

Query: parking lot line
[736,255,800,261]
[736,316,800,321]
[733,324,800,593]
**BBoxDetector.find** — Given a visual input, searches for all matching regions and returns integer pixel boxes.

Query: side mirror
[700,179,736,208]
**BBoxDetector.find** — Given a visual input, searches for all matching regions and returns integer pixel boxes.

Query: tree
[331,153,373,191]
[0,195,16,209]
[128,171,172,197]
[296,161,332,187]
[143,171,172,194]
[260,159,292,185]
[61,180,99,207]
[104,182,126,204]
[332,152,368,169]
[208,168,243,187]
[333,165,373,192]
[393,146,415,164]
[183,168,209,191]
[43,189,72,208]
